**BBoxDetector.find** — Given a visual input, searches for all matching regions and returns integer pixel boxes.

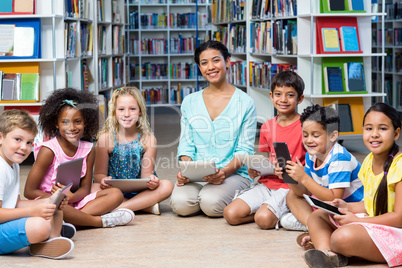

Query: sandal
[297,232,314,250]
[303,249,348,268]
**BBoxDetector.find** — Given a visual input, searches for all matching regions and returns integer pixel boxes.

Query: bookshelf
[125,0,210,106]
[211,0,386,139]
[372,0,402,112]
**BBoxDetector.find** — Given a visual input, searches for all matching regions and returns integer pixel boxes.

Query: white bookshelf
[125,0,210,106]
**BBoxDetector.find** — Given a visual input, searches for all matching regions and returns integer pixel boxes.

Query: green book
[20,73,39,101]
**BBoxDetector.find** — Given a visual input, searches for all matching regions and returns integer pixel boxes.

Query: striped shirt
[304,142,364,202]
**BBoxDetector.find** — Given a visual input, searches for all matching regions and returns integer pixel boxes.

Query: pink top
[34,137,93,194]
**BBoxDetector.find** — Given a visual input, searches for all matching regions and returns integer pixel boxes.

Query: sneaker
[61,222,76,239]
[280,213,308,232]
[29,237,74,259]
[304,249,348,268]
[101,208,135,228]
[152,203,161,215]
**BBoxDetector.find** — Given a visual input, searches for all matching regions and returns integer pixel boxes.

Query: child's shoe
[101,208,135,228]
[61,222,76,239]
[303,249,348,268]
[152,203,161,215]
[29,237,74,259]
[280,213,308,232]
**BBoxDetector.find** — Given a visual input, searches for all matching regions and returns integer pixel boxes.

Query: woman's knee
[169,193,200,216]
[25,217,51,244]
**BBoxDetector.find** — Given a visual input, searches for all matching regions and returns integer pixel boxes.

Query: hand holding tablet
[179,161,217,182]
[273,142,298,184]
[303,194,344,215]
[52,182,73,214]
[235,154,275,176]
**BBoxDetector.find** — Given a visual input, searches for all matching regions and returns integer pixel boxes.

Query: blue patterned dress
[108,133,144,198]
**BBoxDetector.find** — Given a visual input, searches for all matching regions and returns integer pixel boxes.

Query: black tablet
[303,194,344,215]
[273,142,297,184]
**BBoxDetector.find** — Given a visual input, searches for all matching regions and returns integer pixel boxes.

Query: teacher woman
[169,40,257,217]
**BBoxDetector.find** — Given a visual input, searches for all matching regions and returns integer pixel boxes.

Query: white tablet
[303,194,344,215]
[179,161,216,182]
[235,154,275,176]
[105,178,151,193]
[56,158,84,192]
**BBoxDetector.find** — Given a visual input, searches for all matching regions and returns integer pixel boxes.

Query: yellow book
[321,28,340,52]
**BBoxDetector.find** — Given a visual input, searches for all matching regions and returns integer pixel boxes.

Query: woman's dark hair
[271,70,305,99]
[363,102,401,216]
[300,104,339,134]
[39,88,99,141]
[194,40,231,65]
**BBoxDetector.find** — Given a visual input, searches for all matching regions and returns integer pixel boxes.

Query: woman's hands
[176,168,226,186]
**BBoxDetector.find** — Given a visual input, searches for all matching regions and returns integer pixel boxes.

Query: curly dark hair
[300,104,339,134]
[39,88,99,141]
[194,40,231,65]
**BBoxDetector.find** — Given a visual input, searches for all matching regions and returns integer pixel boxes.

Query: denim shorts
[0,217,30,254]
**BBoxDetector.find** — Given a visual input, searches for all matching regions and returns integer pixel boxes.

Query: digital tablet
[235,154,275,176]
[273,142,297,184]
[105,178,151,193]
[52,182,73,214]
[179,161,217,182]
[303,194,344,215]
[56,158,84,192]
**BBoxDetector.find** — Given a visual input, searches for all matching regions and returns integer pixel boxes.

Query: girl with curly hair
[24,88,134,230]
[94,87,173,215]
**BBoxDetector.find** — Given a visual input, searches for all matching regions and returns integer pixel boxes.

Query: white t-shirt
[0,156,20,209]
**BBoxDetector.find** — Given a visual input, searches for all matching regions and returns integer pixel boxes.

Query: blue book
[349,0,364,11]
[322,28,340,52]
[340,26,360,52]
[344,62,366,92]
[324,66,344,93]
[0,0,13,13]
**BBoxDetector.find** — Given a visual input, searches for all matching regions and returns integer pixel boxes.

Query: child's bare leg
[117,180,174,212]
[49,210,64,238]
[331,225,385,263]
[255,204,278,229]
[286,189,313,226]
[80,188,123,215]
[63,205,103,227]
[25,217,52,244]
[223,199,254,225]
[308,209,336,250]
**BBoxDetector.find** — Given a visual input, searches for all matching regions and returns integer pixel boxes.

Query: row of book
[251,20,297,55]
[384,1,402,20]
[138,12,209,29]
[373,28,402,47]
[227,61,247,86]
[169,13,208,28]
[98,26,107,55]
[129,0,209,3]
[65,0,91,19]
[170,84,201,104]
[140,85,201,105]
[323,0,365,12]
[213,24,246,53]
[129,63,201,80]
[323,62,366,94]
[112,25,124,55]
[211,0,245,23]
[64,22,93,58]
[0,71,39,101]
[128,36,206,55]
[249,62,296,89]
[250,0,297,19]
[98,58,108,89]
[97,0,106,22]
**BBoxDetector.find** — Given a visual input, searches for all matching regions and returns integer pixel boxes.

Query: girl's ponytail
[374,142,399,216]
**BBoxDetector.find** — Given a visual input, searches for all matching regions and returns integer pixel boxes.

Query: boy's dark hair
[194,40,231,65]
[300,104,339,134]
[0,109,38,137]
[39,88,99,141]
[363,102,401,216]
[271,71,304,99]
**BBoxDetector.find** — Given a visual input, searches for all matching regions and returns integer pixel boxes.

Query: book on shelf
[0,0,13,14]
[344,62,366,92]
[321,28,340,52]
[13,27,34,57]
[348,0,364,11]
[20,73,39,101]
[2,73,21,101]
[330,104,354,133]
[324,66,344,93]
[327,0,345,11]
[0,0,34,15]
[371,0,378,21]
[0,25,15,57]
[339,26,360,52]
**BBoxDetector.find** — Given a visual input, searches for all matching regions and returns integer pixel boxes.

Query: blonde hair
[0,110,38,137]
[98,87,152,141]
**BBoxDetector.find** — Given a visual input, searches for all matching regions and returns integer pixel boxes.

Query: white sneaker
[152,203,161,215]
[280,213,308,232]
[29,237,74,259]
[101,208,135,228]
